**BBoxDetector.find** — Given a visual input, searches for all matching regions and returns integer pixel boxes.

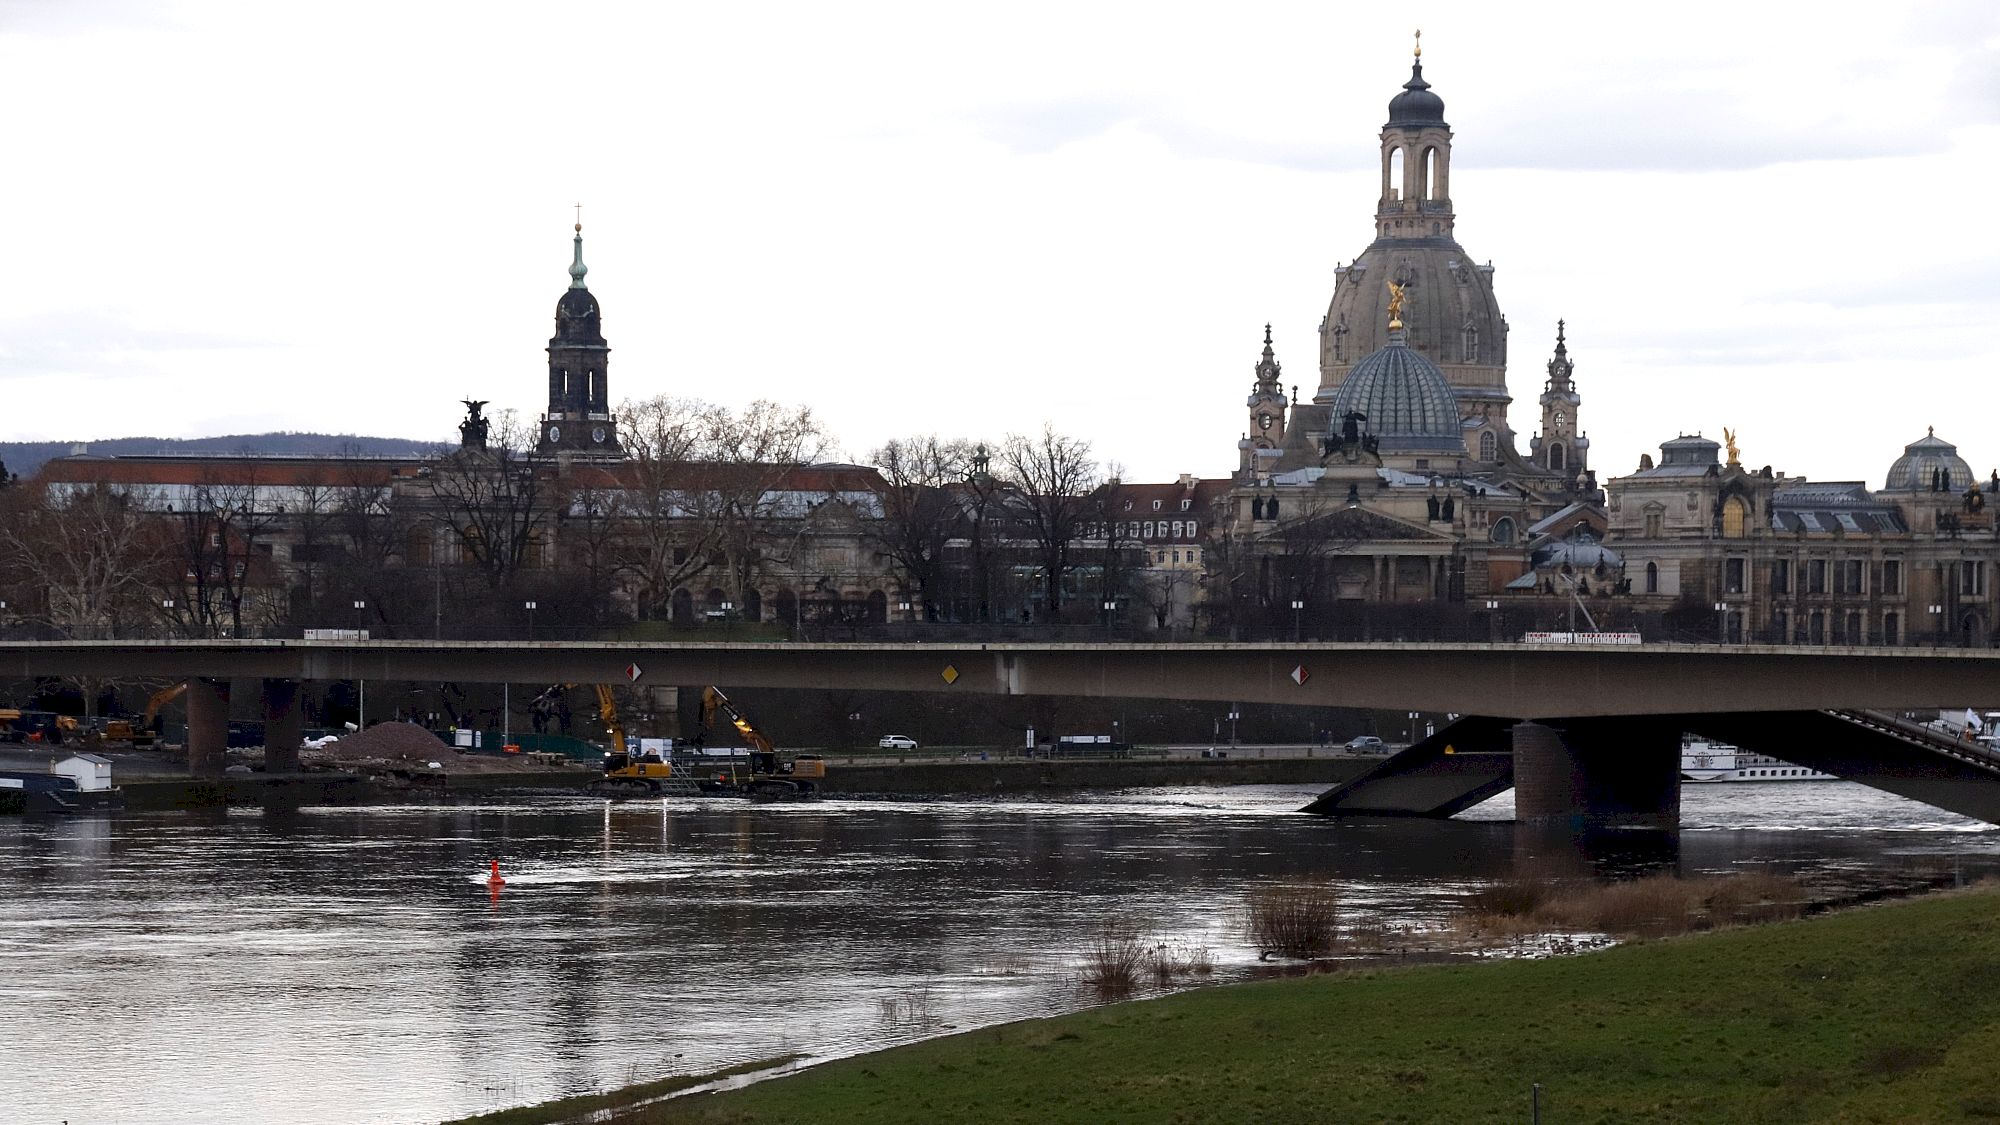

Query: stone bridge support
[1512,718,1681,830]
[185,677,230,778]
[262,679,303,774]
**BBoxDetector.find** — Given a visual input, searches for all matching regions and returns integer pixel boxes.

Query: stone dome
[1387,61,1446,126]
[1317,245,1507,405]
[1329,330,1463,451]
[1884,429,1973,492]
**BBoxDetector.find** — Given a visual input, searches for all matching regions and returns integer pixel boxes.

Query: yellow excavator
[595,684,686,795]
[695,686,826,797]
[101,682,188,748]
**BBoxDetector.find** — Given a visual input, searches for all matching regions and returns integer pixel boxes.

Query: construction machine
[695,686,825,797]
[100,682,188,748]
[586,684,691,796]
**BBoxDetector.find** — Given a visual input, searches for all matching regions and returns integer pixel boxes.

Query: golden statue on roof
[1723,427,1740,466]
[1386,280,1407,330]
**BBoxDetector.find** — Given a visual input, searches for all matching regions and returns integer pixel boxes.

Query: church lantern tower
[1316,34,1511,461]
[1238,324,1290,475]
[1530,320,1587,479]
[537,222,622,459]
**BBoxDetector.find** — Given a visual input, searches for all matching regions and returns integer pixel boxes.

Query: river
[3,780,1996,1124]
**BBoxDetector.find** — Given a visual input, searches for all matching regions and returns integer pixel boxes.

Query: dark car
[1344,735,1387,753]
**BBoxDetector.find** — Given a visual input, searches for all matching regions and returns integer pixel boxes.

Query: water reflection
[1,782,1995,1124]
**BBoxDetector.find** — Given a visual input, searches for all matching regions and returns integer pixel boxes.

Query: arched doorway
[866,590,888,624]
[743,589,762,623]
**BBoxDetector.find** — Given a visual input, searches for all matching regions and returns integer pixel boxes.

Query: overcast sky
[4,1,1999,488]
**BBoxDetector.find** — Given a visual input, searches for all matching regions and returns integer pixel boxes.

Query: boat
[1680,737,1835,783]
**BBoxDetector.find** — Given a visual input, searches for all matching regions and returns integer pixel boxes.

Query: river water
[4,781,1997,1125]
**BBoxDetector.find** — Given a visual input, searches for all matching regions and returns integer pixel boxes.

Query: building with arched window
[1217,41,1608,632]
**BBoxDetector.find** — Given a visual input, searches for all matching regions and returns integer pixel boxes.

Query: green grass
[596,886,2000,1124]
[444,1056,801,1125]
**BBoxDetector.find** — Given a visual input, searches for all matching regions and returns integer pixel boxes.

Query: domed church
[1225,38,1604,627]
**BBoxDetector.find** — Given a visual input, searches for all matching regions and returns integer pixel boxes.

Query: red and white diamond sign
[625,663,644,683]
[1291,664,1310,686]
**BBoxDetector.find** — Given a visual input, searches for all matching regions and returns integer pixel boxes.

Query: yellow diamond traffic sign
[941,664,960,685]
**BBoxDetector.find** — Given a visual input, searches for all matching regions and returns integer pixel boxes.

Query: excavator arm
[594,684,627,755]
[700,686,775,755]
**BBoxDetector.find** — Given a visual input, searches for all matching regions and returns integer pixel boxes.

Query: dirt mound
[326,723,451,762]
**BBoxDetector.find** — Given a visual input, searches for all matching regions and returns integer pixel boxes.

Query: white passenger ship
[1680,737,1835,783]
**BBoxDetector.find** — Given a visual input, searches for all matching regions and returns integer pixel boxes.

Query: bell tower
[1375,30,1453,244]
[537,219,622,459]
[1530,320,1586,479]
[1238,325,1289,475]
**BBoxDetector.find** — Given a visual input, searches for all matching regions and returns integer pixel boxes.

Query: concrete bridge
[7,639,2000,825]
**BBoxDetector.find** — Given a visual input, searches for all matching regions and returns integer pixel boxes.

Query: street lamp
[898,599,913,625]
[1484,599,1500,644]
[1930,603,1945,647]
[1291,598,1305,643]
[1714,601,1728,644]
[353,600,368,725]
[720,600,734,639]
[1103,598,1117,636]
[524,600,538,640]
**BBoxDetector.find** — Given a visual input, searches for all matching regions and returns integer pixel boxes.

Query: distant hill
[0,433,450,480]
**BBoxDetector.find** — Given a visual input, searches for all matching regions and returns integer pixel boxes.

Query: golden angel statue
[1723,427,1740,465]
[1386,280,1407,328]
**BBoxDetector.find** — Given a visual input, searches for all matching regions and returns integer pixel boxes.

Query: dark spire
[1546,320,1574,391]
[1386,32,1447,126]
[1254,324,1282,390]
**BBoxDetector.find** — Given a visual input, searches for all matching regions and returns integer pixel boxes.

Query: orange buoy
[486,859,506,886]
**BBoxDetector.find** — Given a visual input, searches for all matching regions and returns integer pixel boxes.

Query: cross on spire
[574,201,583,232]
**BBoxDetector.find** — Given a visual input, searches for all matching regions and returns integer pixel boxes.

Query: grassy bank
[593,885,2000,1124]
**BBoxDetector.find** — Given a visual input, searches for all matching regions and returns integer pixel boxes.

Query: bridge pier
[1512,719,1681,829]
[261,678,302,774]
[185,676,231,778]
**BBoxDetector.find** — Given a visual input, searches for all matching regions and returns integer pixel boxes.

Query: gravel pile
[326,723,452,762]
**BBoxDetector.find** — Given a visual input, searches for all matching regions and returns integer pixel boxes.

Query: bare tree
[611,395,830,620]
[1000,425,1101,621]
[866,435,977,615]
[424,409,547,589]
[160,466,284,638]
[0,481,164,638]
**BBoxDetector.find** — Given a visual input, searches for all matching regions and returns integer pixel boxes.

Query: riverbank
[566,883,2000,1124]
[52,751,1363,809]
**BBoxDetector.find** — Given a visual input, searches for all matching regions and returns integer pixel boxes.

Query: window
[1961,561,1987,596]
[1809,611,1826,644]
[1644,509,1663,538]
[1645,561,1659,593]
[1490,518,1516,545]
[1884,611,1899,645]
[1171,521,1184,537]
[1171,551,1180,564]
[1548,443,1565,472]
[1152,500,1162,511]
[1838,559,1863,595]
[1155,551,1166,564]
[1808,559,1826,594]
[1187,521,1198,538]
[1772,608,1788,642]
[1771,559,1790,595]
[1882,560,1902,595]
[1123,500,1132,511]
[1845,611,1863,645]
[1479,431,1497,461]
[1181,499,1192,511]
[1725,558,1745,595]
[1142,522,1154,539]
[1721,496,1749,538]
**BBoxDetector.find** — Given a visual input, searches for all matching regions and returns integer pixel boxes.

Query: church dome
[1330,331,1462,450]
[1387,61,1446,126]
[1884,428,1973,492]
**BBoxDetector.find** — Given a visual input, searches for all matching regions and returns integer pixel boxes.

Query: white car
[877,734,919,750]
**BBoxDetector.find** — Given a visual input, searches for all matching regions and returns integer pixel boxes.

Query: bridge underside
[1304,711,2000,827]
